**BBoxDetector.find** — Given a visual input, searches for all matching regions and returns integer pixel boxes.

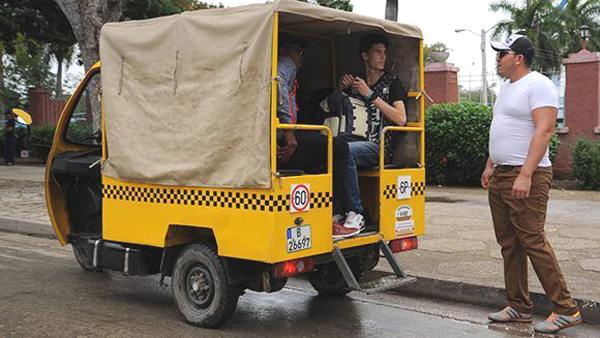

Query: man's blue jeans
[344,140,379,214]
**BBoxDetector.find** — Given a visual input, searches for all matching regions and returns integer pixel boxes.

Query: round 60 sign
[290,184,310,213]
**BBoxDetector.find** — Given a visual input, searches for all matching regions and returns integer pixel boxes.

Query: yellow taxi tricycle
[45,0,425,328]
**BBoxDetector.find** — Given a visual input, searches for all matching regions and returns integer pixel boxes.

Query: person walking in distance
[482,34,581,334]
[3,109,16,166]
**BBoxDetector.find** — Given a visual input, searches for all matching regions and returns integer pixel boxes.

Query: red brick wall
[553,50,600,178]
[424,62,459,110]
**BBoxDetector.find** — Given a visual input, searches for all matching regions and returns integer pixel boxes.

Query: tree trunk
[385,0,398,21]
[55,58,63,99]
[53,0,124,128]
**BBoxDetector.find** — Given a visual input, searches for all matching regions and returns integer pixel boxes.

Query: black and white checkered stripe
[102,184,331,212]
[383,181,425,200]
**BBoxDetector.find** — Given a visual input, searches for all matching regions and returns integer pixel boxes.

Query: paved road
[0,232,597,338]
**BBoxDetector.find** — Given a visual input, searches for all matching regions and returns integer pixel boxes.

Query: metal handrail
[379,126,424,170]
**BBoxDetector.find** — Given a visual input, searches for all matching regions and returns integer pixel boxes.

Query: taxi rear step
[332,238,416,294]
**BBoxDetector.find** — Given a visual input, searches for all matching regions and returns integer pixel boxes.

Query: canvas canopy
[100,0,422,189]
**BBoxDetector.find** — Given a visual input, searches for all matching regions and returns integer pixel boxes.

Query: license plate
[287,225,311,253]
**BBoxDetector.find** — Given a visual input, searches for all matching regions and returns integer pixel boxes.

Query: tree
[490,0,600,74]
[424,42,450,64]
[490,0,563,74]
[0,0,77,97]
[560,0,600,54]
[53,0,125,127]
[53,0,124,73]
[123,0,222,20]
[302,0,353,12]
[5,34,54,96]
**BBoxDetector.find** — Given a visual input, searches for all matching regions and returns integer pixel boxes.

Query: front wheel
[72,243,101,272]
[172,243,239,328]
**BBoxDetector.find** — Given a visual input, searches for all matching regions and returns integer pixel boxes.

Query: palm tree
[560,0,600,54]
[490,0,563,74]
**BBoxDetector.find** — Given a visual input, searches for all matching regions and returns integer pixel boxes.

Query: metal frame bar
[270,13,280,179]
[379,238,406,278]
[332,245,360,289]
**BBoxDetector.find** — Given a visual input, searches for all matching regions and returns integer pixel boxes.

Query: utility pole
[481,28,487,106]
[455,27,495,106]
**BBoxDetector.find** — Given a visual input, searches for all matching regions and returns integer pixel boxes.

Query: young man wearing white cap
[481,34,581,334]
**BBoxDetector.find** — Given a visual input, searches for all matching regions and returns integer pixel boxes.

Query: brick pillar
[424,62,459,110]
[28,87,51,126]
[52,99,66,125]
[553,49,600,178]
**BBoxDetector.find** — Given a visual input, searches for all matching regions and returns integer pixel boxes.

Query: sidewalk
[382,186,600,324]
[1,164,599,324]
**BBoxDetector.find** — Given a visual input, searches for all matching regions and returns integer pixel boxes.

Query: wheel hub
[186,265,214,308]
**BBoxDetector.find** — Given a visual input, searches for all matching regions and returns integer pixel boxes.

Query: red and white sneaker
[343,211,365,231]
[332,214,345,227]
[332,222,360,240]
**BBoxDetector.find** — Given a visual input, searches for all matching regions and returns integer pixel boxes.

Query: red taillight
[273,258,315,278]
[389,237,418,253]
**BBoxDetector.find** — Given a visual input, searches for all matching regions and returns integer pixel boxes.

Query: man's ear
[516,54,523,66]
[361,52,368,62]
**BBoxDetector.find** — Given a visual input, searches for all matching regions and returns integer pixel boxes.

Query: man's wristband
[365,90,379,103]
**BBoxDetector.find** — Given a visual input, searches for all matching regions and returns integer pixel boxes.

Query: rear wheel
[308,263,352,296]
[172,243,239,328]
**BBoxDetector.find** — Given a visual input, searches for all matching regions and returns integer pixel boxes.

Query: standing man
[482,34,581,334]
[276,34,355,239]
[3,110,16,166]
[336,34,407,231]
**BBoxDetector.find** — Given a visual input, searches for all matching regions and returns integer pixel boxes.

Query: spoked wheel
[308,262,353,296]
[172,243,239,328]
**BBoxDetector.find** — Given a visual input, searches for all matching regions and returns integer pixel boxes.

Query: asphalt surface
[0,231,598,337]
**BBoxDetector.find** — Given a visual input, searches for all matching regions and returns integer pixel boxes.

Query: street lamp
[580,25,590,50]
[455,27,494,106]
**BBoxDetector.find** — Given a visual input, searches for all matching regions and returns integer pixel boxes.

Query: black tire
[172,243,239,328]
[308,263,352,296]
[72,243,101,272]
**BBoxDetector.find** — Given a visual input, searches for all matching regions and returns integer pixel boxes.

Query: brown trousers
[488,166,578,315]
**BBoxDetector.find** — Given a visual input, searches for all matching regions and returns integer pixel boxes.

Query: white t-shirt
[489,71,559,167]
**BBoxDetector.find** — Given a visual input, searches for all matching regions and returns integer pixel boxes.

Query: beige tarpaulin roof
[99,0,422,189]
[275,0,422,39]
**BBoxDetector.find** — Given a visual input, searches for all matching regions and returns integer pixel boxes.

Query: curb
[387,274,600,326]
[0,218,55,239]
